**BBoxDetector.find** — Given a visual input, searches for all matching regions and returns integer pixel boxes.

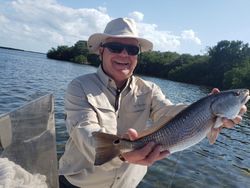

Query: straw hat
[87,18,153,54]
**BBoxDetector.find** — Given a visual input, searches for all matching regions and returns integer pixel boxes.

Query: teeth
[115,61,129,65]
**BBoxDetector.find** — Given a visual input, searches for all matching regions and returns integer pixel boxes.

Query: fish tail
[92,132,121,165]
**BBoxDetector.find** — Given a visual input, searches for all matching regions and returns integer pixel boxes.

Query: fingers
[137,146,170,166]
[127,128,138,141]
[154,148,170,161]
[239,105,247,116]
[123,142,155,162]
[211,88,220,94]
[143,145,162,165]
[222,105,247,129]
[122,143,170,166]
[122,128,138,141]
[222,116,242,128]
[209,88,220,96]
[121,128,169,166]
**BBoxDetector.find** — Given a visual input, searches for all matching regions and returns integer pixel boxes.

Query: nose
[119,48,129,56]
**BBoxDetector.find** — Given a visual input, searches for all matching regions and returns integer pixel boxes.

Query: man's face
[100,37,139,87]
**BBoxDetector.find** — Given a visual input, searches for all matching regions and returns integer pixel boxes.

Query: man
[58,18,246,188]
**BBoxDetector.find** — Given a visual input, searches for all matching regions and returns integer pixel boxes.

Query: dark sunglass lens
[103,42,139,55]
[126,45,139,55]
[104,43,123,53]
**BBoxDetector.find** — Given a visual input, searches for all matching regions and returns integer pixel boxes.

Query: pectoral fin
[214,117,223,129]
[207,128,220,144]
[206,117,224,144]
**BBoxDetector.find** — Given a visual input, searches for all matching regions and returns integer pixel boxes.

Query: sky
[0,0,250,55]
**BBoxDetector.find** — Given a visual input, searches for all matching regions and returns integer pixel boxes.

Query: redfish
[92,89,249,165]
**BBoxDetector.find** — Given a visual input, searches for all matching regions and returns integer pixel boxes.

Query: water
[0,48,249,188]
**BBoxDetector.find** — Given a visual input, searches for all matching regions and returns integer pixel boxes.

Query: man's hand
[121,129,170,166]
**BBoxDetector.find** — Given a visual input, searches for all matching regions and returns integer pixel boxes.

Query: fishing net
[0,94,58,188]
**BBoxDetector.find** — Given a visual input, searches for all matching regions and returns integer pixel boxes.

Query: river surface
[0,48,249,188]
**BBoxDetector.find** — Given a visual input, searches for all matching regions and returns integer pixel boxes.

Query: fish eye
[113,139,120,145]
[233,91,240,96]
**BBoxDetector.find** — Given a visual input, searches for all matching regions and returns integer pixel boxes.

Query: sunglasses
[101,42,140,56]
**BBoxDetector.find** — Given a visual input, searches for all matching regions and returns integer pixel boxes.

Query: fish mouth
[242,89,250,104]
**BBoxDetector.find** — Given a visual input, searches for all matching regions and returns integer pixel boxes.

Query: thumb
[122,128,138,141]
[211,88,220,94]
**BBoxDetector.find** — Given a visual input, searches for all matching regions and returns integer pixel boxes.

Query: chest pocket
[124,91,151,113]
[86,93,113,112]
[86,93,117,133]
[79,74,117,133]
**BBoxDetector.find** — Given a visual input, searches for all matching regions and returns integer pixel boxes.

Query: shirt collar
[97,65,111,88]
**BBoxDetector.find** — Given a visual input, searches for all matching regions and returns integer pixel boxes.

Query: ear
[99,47,104,61]
[99,47,104,54]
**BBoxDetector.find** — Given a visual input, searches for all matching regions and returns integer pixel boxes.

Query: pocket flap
[86,93,113,111]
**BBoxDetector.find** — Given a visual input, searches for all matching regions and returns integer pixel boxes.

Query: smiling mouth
[114,61,129,66]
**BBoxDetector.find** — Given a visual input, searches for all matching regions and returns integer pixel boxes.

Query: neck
[101,64,128,89]
[116,80,127,90]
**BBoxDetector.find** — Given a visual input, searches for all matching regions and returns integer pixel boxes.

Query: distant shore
[0,46,45,54]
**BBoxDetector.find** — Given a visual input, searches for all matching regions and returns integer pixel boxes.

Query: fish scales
[92,89,250,165]
[143,99,211,148]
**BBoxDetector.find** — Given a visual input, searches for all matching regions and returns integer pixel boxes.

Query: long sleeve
[63,79,124,172]
[64,79,100,162]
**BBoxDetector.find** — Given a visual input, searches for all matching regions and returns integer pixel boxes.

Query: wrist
[118,154,126,162]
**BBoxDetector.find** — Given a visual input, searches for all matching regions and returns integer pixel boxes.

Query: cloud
[0,14,8,24]
[128,11,144,22]
[97,6,107,13]
[137,22,181,51]
[0,0,111,52]
[0,0,201,54]
[127,11,201,52]
[181,30,201,45]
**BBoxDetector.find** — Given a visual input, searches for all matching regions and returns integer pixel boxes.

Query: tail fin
[92,132,121,165]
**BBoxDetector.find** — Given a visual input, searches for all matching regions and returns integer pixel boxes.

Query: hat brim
[87,33,153,55]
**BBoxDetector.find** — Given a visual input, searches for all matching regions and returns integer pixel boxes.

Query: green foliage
[136,51,180,77]
[47,40,250,89]
[168,56,210,85]
[224,59,250,89]
[87,54,101,67]
[206,40,250,88]
[72,41,89,57]
[47,40,101,66]
[47,45,73,60]
[71,55,87,64]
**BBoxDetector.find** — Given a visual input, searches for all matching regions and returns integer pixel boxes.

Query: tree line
[47,40,250,89]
